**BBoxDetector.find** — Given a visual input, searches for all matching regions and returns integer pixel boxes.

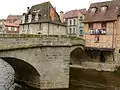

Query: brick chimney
[27,7,30,13]
[60,11,64,23]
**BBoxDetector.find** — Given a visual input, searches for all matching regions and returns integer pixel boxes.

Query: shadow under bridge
[1,57,40,89]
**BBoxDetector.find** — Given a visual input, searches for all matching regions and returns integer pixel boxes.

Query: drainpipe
[112,50,115,62]
[112,22,115,61]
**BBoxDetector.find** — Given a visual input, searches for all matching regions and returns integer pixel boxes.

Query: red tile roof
[7,15,21,20]
[84,1,120,23]
[64,8,87,19]
[4,22,19,27]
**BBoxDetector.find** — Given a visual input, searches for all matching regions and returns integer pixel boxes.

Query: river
[15,67,120,90]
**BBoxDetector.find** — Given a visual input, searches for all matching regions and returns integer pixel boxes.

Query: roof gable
[84,1,120,22]
[26,2,61,23]
[64,9,87,19]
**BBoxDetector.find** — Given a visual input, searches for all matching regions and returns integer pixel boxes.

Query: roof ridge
[91,1,113,5]
[31,1,51,8]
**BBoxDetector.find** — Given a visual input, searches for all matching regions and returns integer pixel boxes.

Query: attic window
[91,7,97,13]
[101,6,108,12]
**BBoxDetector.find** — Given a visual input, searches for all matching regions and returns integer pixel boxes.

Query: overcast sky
[0,0,111,19]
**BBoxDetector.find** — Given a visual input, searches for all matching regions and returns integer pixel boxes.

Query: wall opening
[100,52,106,63]
[70,48,85,65]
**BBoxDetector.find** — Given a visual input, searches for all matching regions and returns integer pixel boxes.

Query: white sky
[0,0,111,19]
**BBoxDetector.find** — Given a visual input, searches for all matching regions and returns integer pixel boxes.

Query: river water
[52,68,120,90]
[69,68,120,90]
[15,67,120,90]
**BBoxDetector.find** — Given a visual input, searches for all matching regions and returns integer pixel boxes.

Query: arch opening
[70,48,85,65]
[1,57,40,89]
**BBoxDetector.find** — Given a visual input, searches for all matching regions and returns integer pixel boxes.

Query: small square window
[8,27,11,31]
[14,27,17,31]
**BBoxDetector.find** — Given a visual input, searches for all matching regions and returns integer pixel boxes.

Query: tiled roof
[26,2,61,23]
[4,22,19,27]
[64,9,87,19]
[7,15,21,20]
[84,1,120,23]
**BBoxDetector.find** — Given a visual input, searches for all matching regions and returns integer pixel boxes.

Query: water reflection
[15,68,120,90]
[69,68,120,90]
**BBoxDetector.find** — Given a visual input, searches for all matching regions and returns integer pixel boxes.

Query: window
[80,23,84,28]
[73,28,76,34]
[101,6,107,12]
[25,15,28,22]
[32,14,35,21]
[57,25,59,28]
[0,26,2,30]
[89,23,93,29]
[91,7,97,13]
[28,25,29,30]
[38,32,41,34]
[102,22,106,29]
[39,23,42,30]
[80,16,83,21]
[23,25,24,30]
[95,35,99,43]
[73,19,76,25]
[69,28,72,34]
[8,27,11,31]
[14,27,17,31]
[38,14,41,20]
[80,30,84,35]
[70,20,72,25]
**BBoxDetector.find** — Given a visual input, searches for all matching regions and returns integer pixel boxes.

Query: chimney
[60,11,64,23]
[27,7,30,13]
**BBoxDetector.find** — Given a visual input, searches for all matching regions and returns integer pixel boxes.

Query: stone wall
[0,47,70,89]
[0,35,84,89]
[0,35,84,50]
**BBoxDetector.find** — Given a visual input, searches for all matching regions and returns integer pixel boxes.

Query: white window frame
[8,27,11,31]
[14,27,17,31]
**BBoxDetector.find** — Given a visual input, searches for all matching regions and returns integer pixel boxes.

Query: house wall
[83,22,115,63]
[93,23,101,29]
[84,22,114,49]
[114,16,120,63]
[67,18,77,35]
[66,13,85,36]
[5,26,19,34]
[19,23,66,35]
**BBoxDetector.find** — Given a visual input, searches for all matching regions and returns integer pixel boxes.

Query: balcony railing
[90,29,106,35]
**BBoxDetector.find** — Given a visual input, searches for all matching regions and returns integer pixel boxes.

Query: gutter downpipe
[112,21,115,62]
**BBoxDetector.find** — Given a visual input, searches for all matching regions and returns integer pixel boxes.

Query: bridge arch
[70,46,85,64]
[0,57,40,89]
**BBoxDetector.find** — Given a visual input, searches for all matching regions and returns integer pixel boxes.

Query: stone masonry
[0,35,84,89]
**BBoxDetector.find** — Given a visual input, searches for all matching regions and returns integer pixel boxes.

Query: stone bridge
[0,34,84,89]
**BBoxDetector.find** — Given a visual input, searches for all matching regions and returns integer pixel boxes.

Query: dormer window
[35,13,39,21]
[32,14,35,21]
[91,7,97,13]
[101,6,108,12]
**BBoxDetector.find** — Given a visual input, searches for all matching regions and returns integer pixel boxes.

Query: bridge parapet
[0,34,84,50]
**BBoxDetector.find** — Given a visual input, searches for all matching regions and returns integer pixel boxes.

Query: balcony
[85,35,114,50]
[90,29,106,35]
